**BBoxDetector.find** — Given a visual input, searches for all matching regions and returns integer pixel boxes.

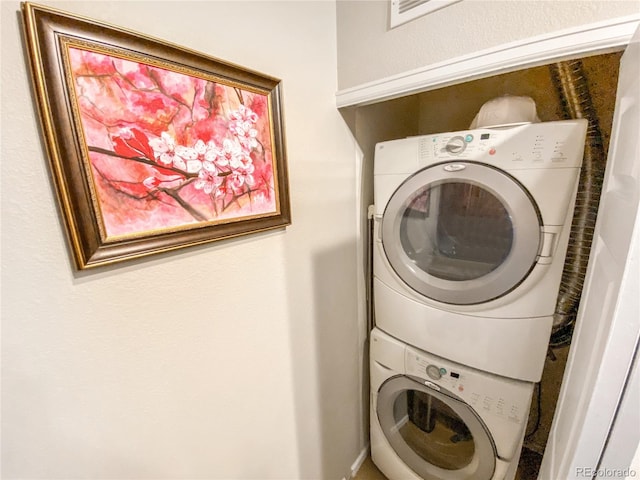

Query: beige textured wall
[336,0,639,91]
[1,2,361,479]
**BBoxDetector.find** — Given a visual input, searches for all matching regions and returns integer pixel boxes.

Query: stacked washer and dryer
[370,117,588,480]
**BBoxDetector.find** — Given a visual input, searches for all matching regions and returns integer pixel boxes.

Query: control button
[464,134,473,142]
[439,367,447,376]
[445,136,466,155]
[426,364,442,380]
[489,148,496,155]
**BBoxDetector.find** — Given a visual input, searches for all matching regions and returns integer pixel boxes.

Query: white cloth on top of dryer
[470,95,540,129]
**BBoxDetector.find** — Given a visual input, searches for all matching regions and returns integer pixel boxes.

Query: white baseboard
[349,444,370,479]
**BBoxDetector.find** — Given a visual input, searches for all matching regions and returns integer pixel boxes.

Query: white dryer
[370,328,533,480]
[373,120,587,381]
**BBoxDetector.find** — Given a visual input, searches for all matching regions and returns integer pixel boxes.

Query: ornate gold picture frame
[22,2,291,269]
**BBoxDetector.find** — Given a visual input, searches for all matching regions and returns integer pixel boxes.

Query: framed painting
[21,2,291,270]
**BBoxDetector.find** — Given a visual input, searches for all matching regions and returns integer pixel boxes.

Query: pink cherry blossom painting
[71,47,278,237]
[23,3,290,269]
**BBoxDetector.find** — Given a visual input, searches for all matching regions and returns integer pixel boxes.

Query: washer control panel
[405,347,533,426]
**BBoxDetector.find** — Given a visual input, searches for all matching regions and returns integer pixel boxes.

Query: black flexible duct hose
[549,60,607,347]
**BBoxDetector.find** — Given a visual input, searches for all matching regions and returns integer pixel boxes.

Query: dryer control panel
[417,119,587,170]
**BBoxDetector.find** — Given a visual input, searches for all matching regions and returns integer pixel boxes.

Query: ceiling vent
[390,0,462,28]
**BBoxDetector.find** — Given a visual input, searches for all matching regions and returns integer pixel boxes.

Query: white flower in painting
[194,166,223,195]
[231,105,258,124]
[230,153,254,174]
[149,132,178,166]
[229,106,259,150]
[175,140,210,174]
[213,138,243,168]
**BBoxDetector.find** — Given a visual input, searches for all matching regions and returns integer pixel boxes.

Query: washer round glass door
[382,162,541,305]
[377,375,496,480]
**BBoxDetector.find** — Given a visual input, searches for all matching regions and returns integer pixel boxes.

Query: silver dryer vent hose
[549,60,607,346]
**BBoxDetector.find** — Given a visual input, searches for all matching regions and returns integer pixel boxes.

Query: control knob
[445,136,467,155]
[426,364,442,380]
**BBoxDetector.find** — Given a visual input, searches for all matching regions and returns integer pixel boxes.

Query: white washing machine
[373,120,587,381]
[370,328,533,480]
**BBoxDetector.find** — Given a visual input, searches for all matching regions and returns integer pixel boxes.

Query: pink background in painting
[69,47,276,237]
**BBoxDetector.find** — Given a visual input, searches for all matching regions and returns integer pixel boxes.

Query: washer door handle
[443,163,467,172]
[424,380,441,391]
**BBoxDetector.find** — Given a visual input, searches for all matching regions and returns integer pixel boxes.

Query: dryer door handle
[374,216,383,242]
[538,226,562,264]
[540,232,557,257]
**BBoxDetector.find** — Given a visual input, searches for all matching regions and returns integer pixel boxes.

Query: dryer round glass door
[382,162,542,304]
[377,375,496,480]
